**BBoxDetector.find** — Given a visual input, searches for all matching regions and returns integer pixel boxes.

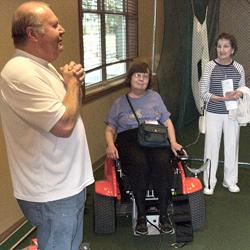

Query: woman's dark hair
[215,32,238,55]
[124,62,152,89]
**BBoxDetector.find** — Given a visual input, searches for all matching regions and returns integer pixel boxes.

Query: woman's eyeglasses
[134,73,149,80]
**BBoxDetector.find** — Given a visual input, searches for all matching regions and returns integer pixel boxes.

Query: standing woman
[105,62,182,235]
[201,33,246,195]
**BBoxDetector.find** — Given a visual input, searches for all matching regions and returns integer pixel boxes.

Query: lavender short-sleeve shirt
[106,89,171,133]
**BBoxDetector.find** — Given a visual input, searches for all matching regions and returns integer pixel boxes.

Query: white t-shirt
[0,49,94,202]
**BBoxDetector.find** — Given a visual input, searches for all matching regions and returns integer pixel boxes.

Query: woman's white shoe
[223,183,240,193]
[203,187,214,195]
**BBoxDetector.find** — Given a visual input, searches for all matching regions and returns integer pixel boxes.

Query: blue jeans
[17,189,86,250]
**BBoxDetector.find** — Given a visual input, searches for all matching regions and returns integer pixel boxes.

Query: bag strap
[125,94,165,127]
[125,94,140,125]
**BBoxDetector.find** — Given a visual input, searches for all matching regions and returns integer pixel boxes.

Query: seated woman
[105,62,182,235]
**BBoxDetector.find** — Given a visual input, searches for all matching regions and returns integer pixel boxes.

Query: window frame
[78,0,138,102]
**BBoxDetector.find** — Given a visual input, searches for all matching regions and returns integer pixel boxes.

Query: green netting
[157,0,220,133]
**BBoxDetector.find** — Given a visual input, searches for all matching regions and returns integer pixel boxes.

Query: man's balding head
[12,1,50,46]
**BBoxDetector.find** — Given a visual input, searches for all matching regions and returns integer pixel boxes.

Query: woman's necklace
[215,58,233,80]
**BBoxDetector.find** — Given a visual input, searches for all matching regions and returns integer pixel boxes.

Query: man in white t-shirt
[0,2,94,249]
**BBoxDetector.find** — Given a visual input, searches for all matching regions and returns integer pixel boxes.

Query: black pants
[116,128,173,217]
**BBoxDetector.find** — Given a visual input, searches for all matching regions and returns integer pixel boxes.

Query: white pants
[203,111,240,189]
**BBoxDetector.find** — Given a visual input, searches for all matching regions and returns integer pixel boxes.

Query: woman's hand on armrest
[164,118,183,155]
[170,142,183,155]
[106,144,119,160]
[105,125,119,159]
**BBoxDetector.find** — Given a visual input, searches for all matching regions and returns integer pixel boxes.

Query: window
[79,0,138,93]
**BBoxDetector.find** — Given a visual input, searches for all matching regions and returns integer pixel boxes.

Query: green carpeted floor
[15,121,250,250]
[83,168,250,250]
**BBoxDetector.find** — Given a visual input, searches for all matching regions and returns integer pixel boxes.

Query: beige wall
[219,0,250,86]
[138,0,164,68]
[0,0,164,238]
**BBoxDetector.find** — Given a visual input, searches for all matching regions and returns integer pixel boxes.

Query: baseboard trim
[0,217,26,243]
[0,219,35,250]
[92,155,106,171]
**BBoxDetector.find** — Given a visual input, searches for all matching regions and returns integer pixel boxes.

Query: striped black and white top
[200,60,245,114]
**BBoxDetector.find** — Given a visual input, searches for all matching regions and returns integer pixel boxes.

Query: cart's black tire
[94,192,116,234]
[188,189,205,231]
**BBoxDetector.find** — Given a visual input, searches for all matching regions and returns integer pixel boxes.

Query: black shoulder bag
[125,94,169,148]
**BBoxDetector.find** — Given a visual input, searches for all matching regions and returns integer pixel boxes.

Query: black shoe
[159,215,173,234]
[135,216,148,235]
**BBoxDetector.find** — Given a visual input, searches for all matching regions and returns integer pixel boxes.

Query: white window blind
[80,0,138,88]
